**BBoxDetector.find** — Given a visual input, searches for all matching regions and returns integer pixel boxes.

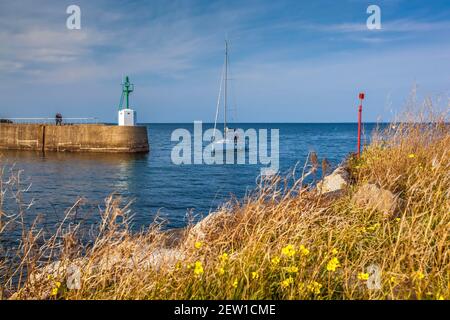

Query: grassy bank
[1,110,449,300]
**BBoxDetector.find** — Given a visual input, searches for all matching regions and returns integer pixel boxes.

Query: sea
[0,123,381,237]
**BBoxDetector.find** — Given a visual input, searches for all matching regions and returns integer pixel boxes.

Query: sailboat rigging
[212,40,244,151]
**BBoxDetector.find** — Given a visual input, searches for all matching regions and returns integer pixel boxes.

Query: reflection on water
[115,156,135,191]
[1,149,148,163]
[0,150,149,230]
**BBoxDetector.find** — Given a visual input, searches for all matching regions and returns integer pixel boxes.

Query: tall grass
[1,108,448,300]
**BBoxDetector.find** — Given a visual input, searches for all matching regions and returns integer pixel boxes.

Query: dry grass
[0,108,448,300]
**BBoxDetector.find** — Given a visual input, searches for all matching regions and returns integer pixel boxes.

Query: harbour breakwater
[0,123,149,153]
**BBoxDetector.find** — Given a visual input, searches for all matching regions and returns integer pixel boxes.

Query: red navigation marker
[357,93,364,158]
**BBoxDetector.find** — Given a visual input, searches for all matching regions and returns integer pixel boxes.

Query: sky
[0,0,449,123]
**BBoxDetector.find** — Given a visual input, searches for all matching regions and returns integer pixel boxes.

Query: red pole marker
[357,93,365,158]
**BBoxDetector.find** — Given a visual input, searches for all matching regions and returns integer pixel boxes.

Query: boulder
[316,166,350,195]
[352,183,398,215]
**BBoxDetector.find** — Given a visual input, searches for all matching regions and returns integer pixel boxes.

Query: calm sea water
[0,123,379,233]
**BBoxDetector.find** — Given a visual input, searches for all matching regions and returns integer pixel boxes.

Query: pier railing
[0,118,100,125]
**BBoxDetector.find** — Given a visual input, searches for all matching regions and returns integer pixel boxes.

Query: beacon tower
[118,76,137,126]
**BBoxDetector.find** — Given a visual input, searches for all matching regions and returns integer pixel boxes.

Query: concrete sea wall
[0,124,149,153]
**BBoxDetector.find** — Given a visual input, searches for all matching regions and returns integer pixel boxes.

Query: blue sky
[0,0,449,122]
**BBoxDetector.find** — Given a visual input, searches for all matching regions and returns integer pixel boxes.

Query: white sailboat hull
[212,138,246,152]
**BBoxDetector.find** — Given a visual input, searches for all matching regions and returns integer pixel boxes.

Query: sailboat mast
[224,40,228,135]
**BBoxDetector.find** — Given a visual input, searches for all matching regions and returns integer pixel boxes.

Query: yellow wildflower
[331,248,338,255]
[390,276,397,284]
[326,257,341,272]
[307,281,322,295]
[218,267,225,275]
[280,277,294,289]
[50,281,61,297]
[412,271,425,281]
[395,217,401,223]
[367,223,380,232]
[50,287,59,296]
[232,279,238,288]
[271,256,281,266]
[251,271,259,280]
[299,245,310,256]
[408,154,415,158]
[193,261,204,276]
[281,244,296,257]
[357,272,369,281]
[436,294,444,300]
[194,241,203,249]
[219,252,229,263]
[285,266,299,274]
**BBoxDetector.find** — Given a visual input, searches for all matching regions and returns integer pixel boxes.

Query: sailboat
[212,40,245,152]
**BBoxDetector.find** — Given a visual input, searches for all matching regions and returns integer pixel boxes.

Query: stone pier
[0,124,149,153]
